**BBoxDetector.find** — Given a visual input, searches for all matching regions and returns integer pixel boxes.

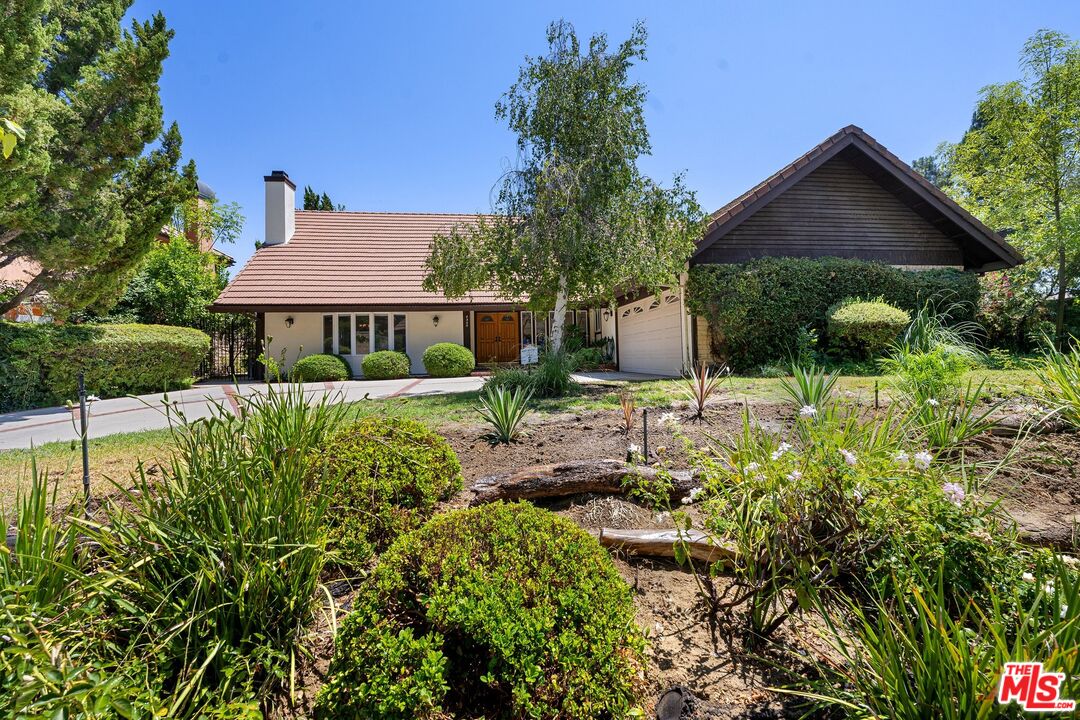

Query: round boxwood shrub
[290,353,352,382]
[361,350,411,379]
[316,417,462,565]
[315,502,645,720]
[421,342,475,377]
[828,297,911,359]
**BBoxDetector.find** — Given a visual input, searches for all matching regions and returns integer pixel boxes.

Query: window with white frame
[322,313,407,355]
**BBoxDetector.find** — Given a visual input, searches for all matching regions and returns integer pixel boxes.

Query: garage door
[617,292,684,376]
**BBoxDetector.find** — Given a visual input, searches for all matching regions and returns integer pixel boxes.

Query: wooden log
[588,528,737,566]
[469,459,700,506]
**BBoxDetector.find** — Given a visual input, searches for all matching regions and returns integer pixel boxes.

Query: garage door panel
[617,293,683,376]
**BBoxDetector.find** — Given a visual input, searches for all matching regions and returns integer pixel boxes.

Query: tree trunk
[0,270,49,316]
[587,528,737,565]
[550,274,569,353]
[1054,189,1068,349]
[469,459,700,506]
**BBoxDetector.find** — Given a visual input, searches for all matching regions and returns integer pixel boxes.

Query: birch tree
[423,20,704,352]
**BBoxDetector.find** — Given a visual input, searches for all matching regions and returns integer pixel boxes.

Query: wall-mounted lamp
[432,315,440,327]
[285,316,294,328]
[602,309,612,320]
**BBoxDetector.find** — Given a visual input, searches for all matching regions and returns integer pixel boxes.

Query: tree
[303,185,343,211]
[912,142,954,189]
[423,20,705,351]
[0,1,188,317]
[948,29,1080,345]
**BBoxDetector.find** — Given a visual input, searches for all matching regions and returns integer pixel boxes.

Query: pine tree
[0,1,189,316]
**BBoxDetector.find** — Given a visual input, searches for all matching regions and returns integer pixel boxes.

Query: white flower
[744,462,761,474]
[942,482,966,506]
[1022,572,1036,582]
[913,450,933,471]
[787,470,803,481]
[771,442,793,461]
[840,449,857,467]
[681,487,705,505]
[1061,604,1069,619]
[799,404,818,418]
[628,443,640,455]
[852,485,866,502]
[926,398,939,407]
[894,450,909,465]
[659,412,679,429]
[1044,581,1057,595]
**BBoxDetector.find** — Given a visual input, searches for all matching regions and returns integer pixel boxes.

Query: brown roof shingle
[213,211,514,311]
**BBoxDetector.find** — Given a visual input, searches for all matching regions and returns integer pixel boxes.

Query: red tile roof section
[213,211,514,310]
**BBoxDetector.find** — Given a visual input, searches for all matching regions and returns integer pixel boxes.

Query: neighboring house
[213,126,1023,377]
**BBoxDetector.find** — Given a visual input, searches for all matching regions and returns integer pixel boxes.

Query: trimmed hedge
[686,257,979,370]
[316,417,462,566]
[291,353,352,382]
[421,342,475,377]
[0,322,210,412]
[315,502,644,720]
[828,298,910,359]
[361,350,410,379]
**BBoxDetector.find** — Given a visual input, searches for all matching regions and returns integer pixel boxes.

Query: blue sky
[129,0,1080,271]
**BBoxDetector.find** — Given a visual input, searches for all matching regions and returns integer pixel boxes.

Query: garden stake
[642,408,649,459]
[874,380,879,409]
[78,371,91,516]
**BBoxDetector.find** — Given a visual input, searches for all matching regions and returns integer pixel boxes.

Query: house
[213,126,1023,377]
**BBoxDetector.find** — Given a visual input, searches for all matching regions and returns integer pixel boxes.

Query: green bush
[686,257,979,370]
[316,502,645,720]
[315,417,462,565]
[361,350,411,379]
[421,342,475,377]
[0,322,210,412]
[827,298,910,359]
[483,350,578,399]
[290,353,352,382]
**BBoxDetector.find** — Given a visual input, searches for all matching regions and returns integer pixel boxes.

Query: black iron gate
[194,313,258,379]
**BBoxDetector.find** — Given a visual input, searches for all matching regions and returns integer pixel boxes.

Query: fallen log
[589,528,737,566]
[469,459,700,506]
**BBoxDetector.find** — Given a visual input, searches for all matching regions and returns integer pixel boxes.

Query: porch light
[285,316,294,328]
[433,315,440,327]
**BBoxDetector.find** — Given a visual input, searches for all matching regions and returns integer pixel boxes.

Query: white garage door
[617,292,684,376]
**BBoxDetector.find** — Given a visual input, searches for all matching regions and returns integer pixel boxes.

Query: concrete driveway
[0,376,484,451]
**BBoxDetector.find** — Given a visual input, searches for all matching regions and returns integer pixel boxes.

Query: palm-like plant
[618,390,636,434]
[681,362,727,419]
[780,363,838,413]
[1035,339,1080,429]
[478,385,533,443]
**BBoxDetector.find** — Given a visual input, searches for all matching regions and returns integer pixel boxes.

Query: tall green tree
[0,0,188,317]
[424,20,704,351]
[949,29,1080,344]
[302,185,343,211]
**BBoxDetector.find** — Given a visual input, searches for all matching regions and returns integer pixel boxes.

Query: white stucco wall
[263,310,467,376]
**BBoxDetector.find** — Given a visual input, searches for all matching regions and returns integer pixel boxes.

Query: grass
[0,369,1041,509]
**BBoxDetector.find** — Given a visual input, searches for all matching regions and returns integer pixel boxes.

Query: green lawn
[0,369,1041,511]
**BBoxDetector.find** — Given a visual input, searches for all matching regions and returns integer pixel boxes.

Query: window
[322,315,333,353]
[373,314,389,351]
[393,314,407,352]
[576,310,588,334]
[355,314,370,354]
[338,314,352,354]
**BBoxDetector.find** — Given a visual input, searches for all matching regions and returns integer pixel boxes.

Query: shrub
[422,342,475,377]
[315,417,462,565]
[291,353,352,382]
[477,385,532,443]
[1035,340,1080,429]
[482,350,578,399]
[827,298,910,359]
[361,350,411,379]
[0,321,210,411]
[686,257,979,370]
[316,502,645,720]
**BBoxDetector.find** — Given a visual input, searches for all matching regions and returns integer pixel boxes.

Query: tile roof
[696,125,1023,270]
[213,211,514,310]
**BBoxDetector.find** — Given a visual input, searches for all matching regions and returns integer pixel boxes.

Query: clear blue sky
[128,0,1079,271]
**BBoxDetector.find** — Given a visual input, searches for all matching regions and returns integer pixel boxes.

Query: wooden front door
[475,312,519,363]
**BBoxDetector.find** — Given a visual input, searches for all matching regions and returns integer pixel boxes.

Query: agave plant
[681,362,728,419]
[478,385,533,443]
[779,363,838,413]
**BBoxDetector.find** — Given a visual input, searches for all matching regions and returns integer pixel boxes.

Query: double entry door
[475,311,519,363]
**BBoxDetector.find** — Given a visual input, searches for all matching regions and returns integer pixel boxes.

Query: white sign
[520,344,539,366]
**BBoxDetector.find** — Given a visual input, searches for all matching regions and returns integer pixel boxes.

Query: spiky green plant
[779,363,838,412]
[682,362,727,419]
[1035,339,1080,429]
[477,385,532,443]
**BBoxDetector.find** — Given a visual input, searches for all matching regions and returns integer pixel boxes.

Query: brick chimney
[264,170,295,245]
